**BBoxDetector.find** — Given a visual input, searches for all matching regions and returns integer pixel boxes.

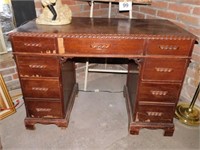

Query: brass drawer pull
[151,90,168,96]
[155,67,173,73]
[90,43,110,50]
[36,108,51,112]
[32,87,49,91]
[159,45,179,50]
[29,65,47,69]
[147,111,163,116]
[24,43,41,47]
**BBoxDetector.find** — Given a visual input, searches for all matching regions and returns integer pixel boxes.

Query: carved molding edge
[9,33,196,41]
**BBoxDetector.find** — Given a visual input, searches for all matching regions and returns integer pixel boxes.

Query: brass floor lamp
[175,81,200,126]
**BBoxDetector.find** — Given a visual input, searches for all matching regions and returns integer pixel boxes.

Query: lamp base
[175,102,200,126]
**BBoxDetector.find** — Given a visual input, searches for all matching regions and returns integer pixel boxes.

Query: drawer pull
[32,87,49,92]
[90,43,110,50]
[151,90,168,96]
[36,108,51,112]
[147,111,163,116]
[29,65,47,69]
[155,67,173,73]
[24,43,41,47]
[159,45,179,51]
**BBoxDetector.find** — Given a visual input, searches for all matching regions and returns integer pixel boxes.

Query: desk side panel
[60,59,76,114]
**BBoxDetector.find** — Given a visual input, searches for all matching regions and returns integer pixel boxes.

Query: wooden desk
[10,17,197,136]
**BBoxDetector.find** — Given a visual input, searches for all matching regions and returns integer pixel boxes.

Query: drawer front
[138,82,182,103]
[11,36,58,54]
[146,39,192,56]
[21,78,61,99]
[26,100,63,118]
[16,56,60,78]
[63,38,144,55]
[135,104,175,123]
[142,58,188,81]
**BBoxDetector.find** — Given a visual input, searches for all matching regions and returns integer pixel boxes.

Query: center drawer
[63,38,144,55]
[16,56,60,78]
[21,78,61,99]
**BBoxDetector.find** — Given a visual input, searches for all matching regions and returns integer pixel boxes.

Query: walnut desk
[10,17,197,136]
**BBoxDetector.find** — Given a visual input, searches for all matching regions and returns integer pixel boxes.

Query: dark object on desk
[9,17,197,136]
[47,3,57,21]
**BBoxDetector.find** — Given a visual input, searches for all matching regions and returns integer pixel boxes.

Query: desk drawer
[63,38,144,55]
[138,82,181,103]
[146,39,192,56]
[136,103,174,123]
[21,78,61,99]
[142,58,188,81]
[26,100,63,118]
[11,36,58,54]
[16,56,60,78]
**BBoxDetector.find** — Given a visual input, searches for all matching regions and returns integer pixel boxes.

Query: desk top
[11,17,197,40]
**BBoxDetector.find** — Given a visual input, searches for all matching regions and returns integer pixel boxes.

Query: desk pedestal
[24,83,78,130]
